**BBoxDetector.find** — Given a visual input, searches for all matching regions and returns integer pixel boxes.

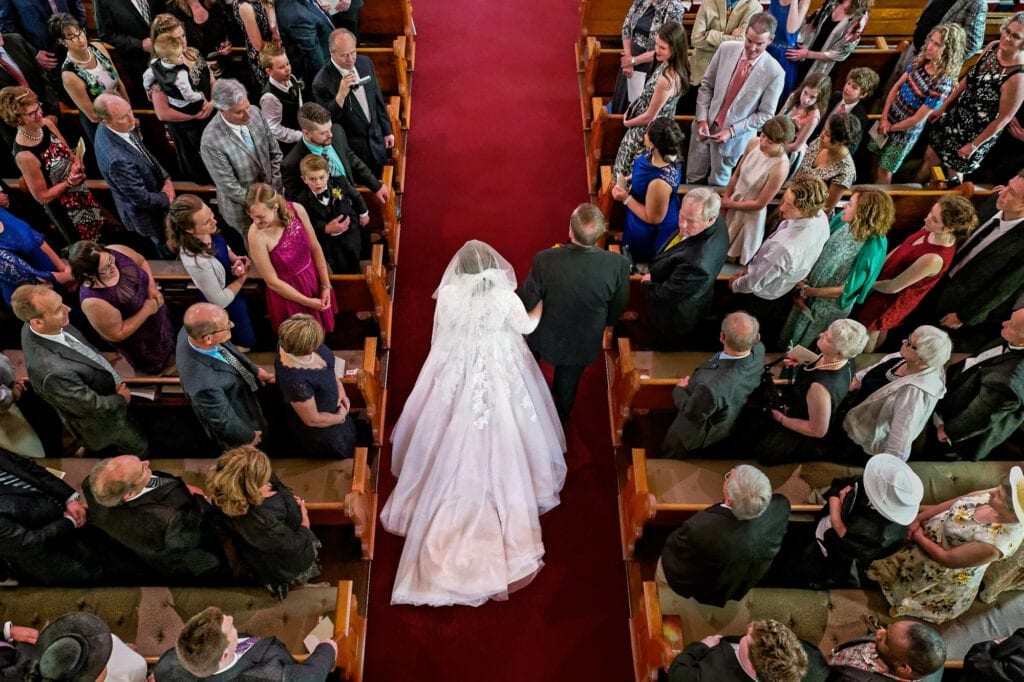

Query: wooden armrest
[333,580,366,681]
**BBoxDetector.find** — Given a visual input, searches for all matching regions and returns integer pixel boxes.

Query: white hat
[863,454,924,526]
[1010,466,1024,525]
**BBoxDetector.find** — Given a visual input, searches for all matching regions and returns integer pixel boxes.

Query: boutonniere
[330,187,343,201]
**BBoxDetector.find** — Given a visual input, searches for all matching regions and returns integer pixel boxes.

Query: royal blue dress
[623,154,681,263]
[209,235,256,349]
[767,0,801,99]
[0,207,55,304]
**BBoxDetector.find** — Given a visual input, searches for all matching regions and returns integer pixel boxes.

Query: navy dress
[275,344,357,459]
[623,153,681,263]
[211,235,256,349]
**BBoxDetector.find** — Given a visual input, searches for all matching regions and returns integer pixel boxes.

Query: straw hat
[1009,466,1024,525]
[30,613,112,682]
[863,454,924,526]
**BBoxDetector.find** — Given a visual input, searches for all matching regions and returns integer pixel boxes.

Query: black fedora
[30,613,112,682]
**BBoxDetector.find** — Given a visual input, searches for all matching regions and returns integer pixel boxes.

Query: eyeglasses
[98,255,117,277]
[1002,27,1024,41]
[20,104,41,118]
[207,321,235,336]
[62,29,85,41]
[902,338,918,351]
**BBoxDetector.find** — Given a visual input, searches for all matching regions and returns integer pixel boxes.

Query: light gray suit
[686,42,784,186]
[199,108,283,239]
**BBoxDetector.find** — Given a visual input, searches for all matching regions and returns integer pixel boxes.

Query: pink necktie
[714,58,752,131]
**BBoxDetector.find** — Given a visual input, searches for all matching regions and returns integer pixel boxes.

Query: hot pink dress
[265,203,338,332]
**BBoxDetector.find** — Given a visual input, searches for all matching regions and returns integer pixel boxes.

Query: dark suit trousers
[552,365,586,421]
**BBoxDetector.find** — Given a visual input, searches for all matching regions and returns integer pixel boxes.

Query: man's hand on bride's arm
[528,300,543,321]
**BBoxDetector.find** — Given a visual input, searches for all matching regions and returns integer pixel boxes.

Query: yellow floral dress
[867,493,1024,623]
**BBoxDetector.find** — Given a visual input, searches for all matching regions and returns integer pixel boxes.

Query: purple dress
[265,203,338,332]
[79,250,174,375]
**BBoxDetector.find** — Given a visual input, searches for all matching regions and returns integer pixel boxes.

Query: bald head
[94,92,135,133]
[1002,308,1024,347]
[183,303,230,348]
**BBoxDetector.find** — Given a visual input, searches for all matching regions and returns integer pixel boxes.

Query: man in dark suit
[176,302,273,449]
[274,0,333,86]
[94,93,175,257]
[313,28,393,176]
[829,621,946,682]
[659,464,789,606]
[0,32,60,161]
[643,187,729,351]
[154,606,337,681]
[83,454,225,582]
[0,0,85,68]
[662,312,765,457]
[92,0,161,103]
[921,309,1024,461]
[519,203,630,420]
[11,284,148,456]
[281,101,386,204]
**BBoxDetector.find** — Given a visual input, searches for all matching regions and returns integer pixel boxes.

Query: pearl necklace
[885,360,908,382]
[810,357,847,371]
[67,51,93,66]
[16,126,41,141]
[283,351,321,368]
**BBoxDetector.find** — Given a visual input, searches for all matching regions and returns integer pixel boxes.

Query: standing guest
[781,188,893,349]
[788,0,871,83]
[0,203,72,303]
[728,175,830,347]
[519,204,630,421]
[609,117,684,264]
[200,78,283,242]
[683,0,762,115]
[314,28,394,176]
[658,464,789,606]
[207,445,321,597]
[165,0,234,78]
[0,85,102,245]
[829,621,947,681]
[870,23,965,183]
[275,0,333,86]
[165,194,257,350]
[0,31,61,149]
[51,13,128,147]
[609,0,686,113]
[814,67,878,180]
[176,302,273,449]
[92,0,160,104]
[0,350,62,457]
[69,241,175,376]
[153,606,337,681]
[259,43,304,153]
[792,111,859,213]
[612,20,688,181]
[294,153,367,275]
[662,312,765,458]
[918,13,1024,187]
[642,187,729,351]
[765,454,924,589]
[328,0,361,37]
[93,92,176,258]
[721,114,794,265]
[246,183,337,332]
[868,468,1024,624]
[12,284,148,456]
[687,12,784,187]
[778,73,830,167]
[859,195,976,352]
[0,0,86,73]
[232,0,278,87]
[766,0,812,98]
[275,313,356,459]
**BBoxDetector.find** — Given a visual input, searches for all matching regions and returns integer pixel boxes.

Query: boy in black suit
[297,154,368,274]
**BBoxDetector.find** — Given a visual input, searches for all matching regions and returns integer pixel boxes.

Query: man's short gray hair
[727,464,772,520]
[722,311,759,352]
[828,319,869,359]
[910,325,952,368]
[211,79,248,110]
[682,187,721,222]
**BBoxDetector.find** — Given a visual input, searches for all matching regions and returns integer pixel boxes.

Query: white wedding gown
[380,276,567,606]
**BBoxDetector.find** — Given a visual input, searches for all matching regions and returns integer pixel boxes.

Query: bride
[380,240,567,606]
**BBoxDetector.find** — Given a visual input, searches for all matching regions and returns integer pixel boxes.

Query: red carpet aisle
[363,1,634,680]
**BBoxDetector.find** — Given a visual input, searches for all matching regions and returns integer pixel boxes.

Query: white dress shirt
[731,212,830,300]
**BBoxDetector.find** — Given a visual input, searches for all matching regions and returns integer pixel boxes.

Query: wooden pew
[360,0,416,69]
[361,37,412,130]
[387,96,408,193]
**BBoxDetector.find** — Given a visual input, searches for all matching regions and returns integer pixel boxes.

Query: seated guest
[756,319,868,466]
[275,314,357,459]
[764,454,923,590]
[962,626,1024,681]
[609,118,684,264]
[641,187,729,351]
[667,619,825,682]
[0,203,73,304]
[259,43,304,154]
[11,284,148,456]
[658,464,789,606]
[83,454,225,583]
[791,111,860,213]
[662,312,764,458]
[166,195,257,351]
[69,241,175,376]
[295,153,368,275]
[868,467,1024,624]
[728,175,830,348]
[922,308,1024,461]
[829,620,946,681]
[26,612,147,682]
[153,606,337,681]
[176,302,273,450]
[836,325,952,461]
[207,445,321,598]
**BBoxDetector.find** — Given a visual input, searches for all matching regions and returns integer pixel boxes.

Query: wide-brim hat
[32,613,112,682]
[1010,466,1024,525]
[863,454,924,526]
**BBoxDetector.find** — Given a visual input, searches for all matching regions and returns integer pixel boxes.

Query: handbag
[752,356,788,413]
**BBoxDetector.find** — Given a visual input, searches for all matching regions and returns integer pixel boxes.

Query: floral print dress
[868,493,1024,623]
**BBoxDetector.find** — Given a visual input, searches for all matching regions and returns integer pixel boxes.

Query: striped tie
[0,470,38,492]
[219,346,259,392]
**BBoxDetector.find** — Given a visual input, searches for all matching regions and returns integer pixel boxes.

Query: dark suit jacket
[645,215,729,350]
[153,636,336,681]
[0,0,85,51]
[19,323,147,454]
[92,0,162,65]
[83,469,223,581]
[312,55,392,175]
[281,125,381,201]
[661,495,790,607]
[812,94,869,154]
[934,342,1024,460]
[95,123,171,238]
[0,33,59,113]
[519,243,630,366]
[292,178,365,274]
[663,342,765,456]
[175,327,267,448]
[963,626,1024,682]
[931,193,1024,327]
[669,635,829,681]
